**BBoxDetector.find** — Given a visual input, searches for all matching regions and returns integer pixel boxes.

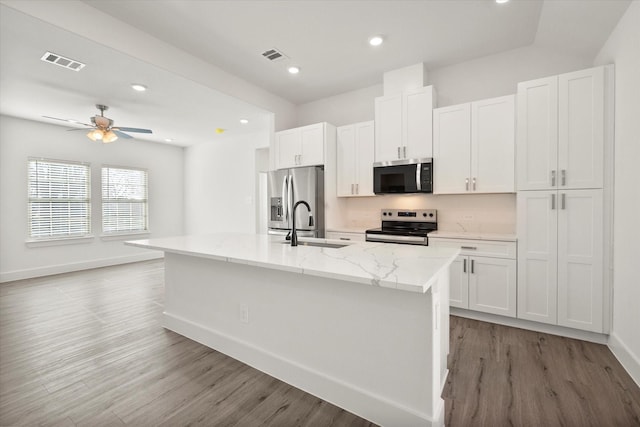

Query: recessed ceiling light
[496,0,509,3]
[369,36,384,47]
[239,119,249,124]
[288,66,300,75]
[131,84,147,92]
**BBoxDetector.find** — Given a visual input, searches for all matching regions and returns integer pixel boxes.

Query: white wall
[296,45,592,232]
[184,130,270,235]
[594,1,640,386]
[0,115,184,282]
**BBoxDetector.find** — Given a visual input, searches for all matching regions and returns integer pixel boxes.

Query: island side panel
[162,252,445,427]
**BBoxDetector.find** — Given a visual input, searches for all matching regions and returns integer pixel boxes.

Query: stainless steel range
[365,209,437,245]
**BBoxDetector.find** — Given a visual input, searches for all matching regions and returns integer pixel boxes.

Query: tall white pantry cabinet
[516,65,614,333]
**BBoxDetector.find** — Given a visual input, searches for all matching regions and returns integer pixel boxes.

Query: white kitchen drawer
[429,237,516,259]
[326,231,366,242]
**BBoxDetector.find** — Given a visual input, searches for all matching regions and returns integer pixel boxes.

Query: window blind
[28,158,91,239]
[102,167,148,234]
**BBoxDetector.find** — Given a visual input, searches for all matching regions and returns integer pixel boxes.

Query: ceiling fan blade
[66,128,92,131]
[113,130,133,139]
[43,116,92,127]
[114,127,152,134]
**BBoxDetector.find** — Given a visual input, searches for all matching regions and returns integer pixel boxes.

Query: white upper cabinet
[336,121,374,197]
[375,86,434,162]
[275,123,326,169]
[434,95,515,194]
[517,66,606,190]
[433,103,471,194]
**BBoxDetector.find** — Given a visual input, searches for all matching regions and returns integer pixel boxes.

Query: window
[102,166,148,234]
[28,158,91,239]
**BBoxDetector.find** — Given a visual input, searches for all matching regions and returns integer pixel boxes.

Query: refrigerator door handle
[288,173,294,224]
[282,175,289,222]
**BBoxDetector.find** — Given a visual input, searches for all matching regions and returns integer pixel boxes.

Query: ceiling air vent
[40,51,86,71]
[261,48,287,62]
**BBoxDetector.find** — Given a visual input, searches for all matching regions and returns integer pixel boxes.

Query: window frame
[26,157,92,243]
[100,165,149,237]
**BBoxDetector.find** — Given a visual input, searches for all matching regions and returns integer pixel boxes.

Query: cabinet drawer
[326,231,365,242]
[430,238,516,259]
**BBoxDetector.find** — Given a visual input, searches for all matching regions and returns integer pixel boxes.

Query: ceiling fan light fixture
[102,130,118,143]
[87,129,104,141]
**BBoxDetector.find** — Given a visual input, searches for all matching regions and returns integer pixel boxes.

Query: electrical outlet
[239,303,249,323]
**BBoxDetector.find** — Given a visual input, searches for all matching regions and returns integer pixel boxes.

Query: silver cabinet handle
[561,170,566,186]
[403,146,407,158]
[397,147,401,159]
[471,259,475,274]
[339,237,351,241]
[461,246,477,250]
[298,154,302,165]
[561,193,566,210]
[356,183,359,194]
[551,193,556,210]
[465,178,469,191]
[463,258,467,273]
[472,177,476,191]
[551,170,556,187]
[351,183,354,194]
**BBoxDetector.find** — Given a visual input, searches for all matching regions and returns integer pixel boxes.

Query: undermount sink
[280,241,348,249]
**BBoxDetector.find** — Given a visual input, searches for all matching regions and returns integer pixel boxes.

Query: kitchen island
[126,233,459,427]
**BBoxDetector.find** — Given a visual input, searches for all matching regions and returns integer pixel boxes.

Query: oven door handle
[365,234,428,244]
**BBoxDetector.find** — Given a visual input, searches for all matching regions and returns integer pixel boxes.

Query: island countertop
[126,233,459,293]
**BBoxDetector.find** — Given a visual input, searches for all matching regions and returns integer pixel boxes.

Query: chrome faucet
[291,200,314,247]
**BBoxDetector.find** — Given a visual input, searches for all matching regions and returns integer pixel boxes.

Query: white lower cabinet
[430,238,517,318]
[517,189,604,332]
[325,231,365,242]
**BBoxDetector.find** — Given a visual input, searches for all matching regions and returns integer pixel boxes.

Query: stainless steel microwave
[373,158,433,194]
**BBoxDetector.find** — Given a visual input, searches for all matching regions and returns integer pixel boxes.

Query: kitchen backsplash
[336,193,516,234]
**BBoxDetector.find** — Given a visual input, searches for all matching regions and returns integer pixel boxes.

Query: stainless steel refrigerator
[268,166,324,238]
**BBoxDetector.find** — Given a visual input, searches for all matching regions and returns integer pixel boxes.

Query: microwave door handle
[416,163,422,191]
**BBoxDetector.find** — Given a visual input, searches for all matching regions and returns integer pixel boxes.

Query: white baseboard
[608,332,640,388]
[0,252,163,283]
[163,312,444,427]
[451,307,609,344]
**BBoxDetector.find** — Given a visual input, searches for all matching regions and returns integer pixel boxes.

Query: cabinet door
[517,191,558,324]
[558,67,604,190]
[355,121,375,196]
[516,77,558,190]
[374,94,403,162]
[472,95,515,193]
[404,86,434,159]
[433,103,471,194]
[557,189,604,332]
[276,129,300,169]
[469,257,517,317]
[448,255,469,309]
[336,125,356,197]
[299,123,324,166]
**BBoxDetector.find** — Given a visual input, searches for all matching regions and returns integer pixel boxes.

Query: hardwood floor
[1,260,639,426]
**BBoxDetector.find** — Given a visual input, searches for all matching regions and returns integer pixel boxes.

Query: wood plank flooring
[1,260,639,426]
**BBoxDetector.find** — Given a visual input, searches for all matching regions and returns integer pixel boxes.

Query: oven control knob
[388,212,393,216]
[423,213,427,217]
[383,212,387,216]
[429,213,434,217]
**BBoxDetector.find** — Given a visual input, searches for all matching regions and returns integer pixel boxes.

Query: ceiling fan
[44,104,152,143]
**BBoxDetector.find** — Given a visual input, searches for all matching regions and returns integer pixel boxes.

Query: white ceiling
[0,0,631,147]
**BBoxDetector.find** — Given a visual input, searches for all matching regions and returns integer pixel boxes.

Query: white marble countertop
[326,227,368,234]
[126,233,459,294]
[429,230,517,242]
